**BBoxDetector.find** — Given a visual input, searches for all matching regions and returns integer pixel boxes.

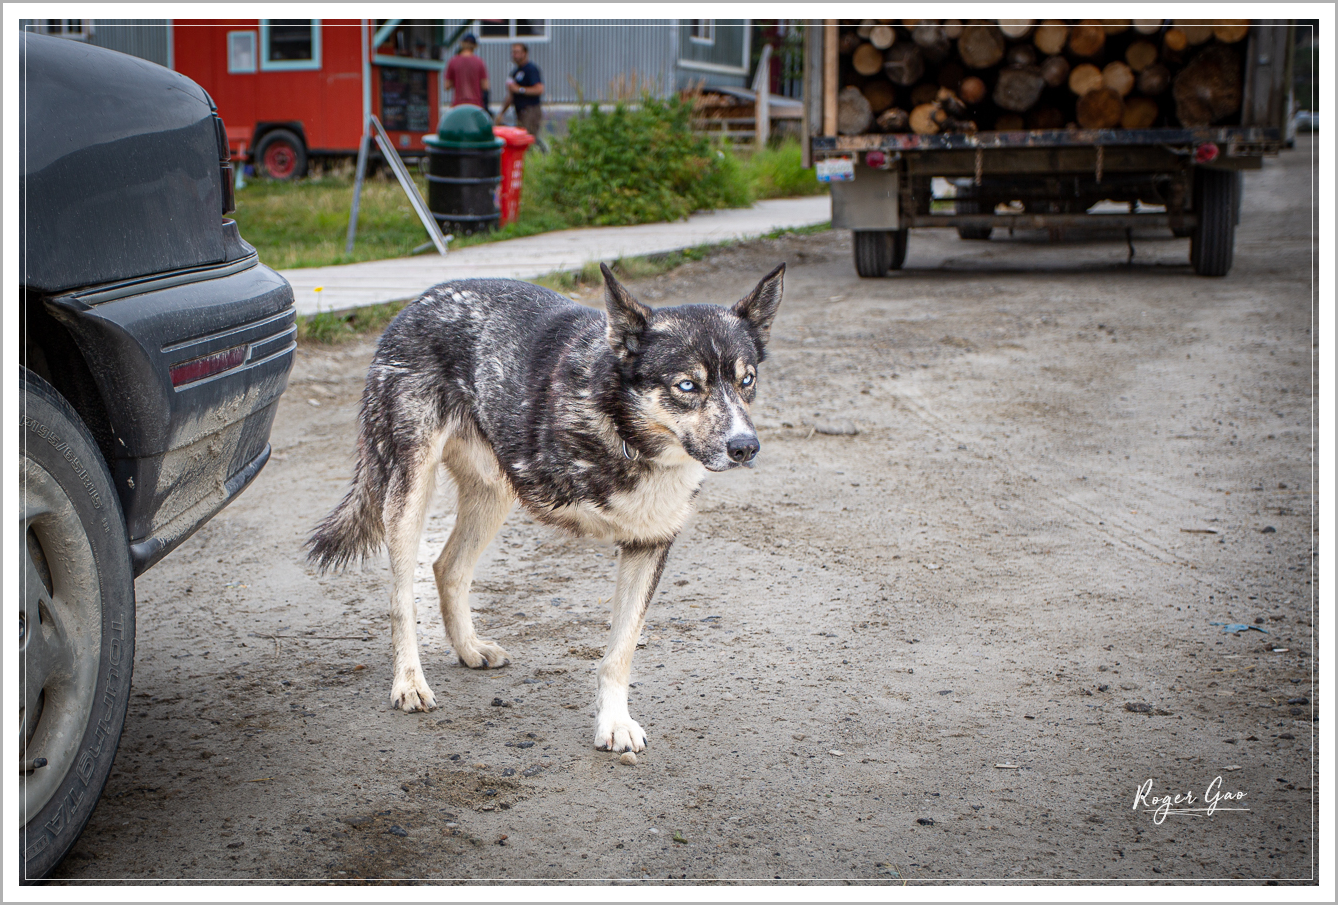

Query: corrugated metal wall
[446,20,681,104]
[19,20,172,67]
[90,20,171,66]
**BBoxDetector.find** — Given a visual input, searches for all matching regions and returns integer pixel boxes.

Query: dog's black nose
[727,435,760,464]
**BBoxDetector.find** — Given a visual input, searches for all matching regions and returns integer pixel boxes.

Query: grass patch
[740,140,829,200]
[295,299,407,345]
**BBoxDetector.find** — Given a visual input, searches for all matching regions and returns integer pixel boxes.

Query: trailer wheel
[853,230,908,277]
[955,199,992,240]
[255,129,308,181]
[1190,168,1240,277]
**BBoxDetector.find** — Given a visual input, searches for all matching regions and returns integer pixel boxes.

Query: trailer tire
[853,230,908,277]
[1190,168,1240,277]
[255,129,308,181]
[955,199,993,240]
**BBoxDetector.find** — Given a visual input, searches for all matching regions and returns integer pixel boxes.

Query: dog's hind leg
[435,438,514,670]
[384,435,447,712]
[594,541,673,753]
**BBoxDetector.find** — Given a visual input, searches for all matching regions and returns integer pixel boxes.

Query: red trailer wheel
[254,129,307,180]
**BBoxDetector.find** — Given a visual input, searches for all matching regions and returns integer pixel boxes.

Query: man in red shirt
[442,32,489,111]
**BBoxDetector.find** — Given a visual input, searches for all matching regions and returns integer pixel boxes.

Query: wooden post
[753,43,772,151]
[823,20,838,137]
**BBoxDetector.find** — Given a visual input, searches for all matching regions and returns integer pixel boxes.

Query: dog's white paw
[456,636,510,670]
[594,713,647,753]
[390,672,437,713]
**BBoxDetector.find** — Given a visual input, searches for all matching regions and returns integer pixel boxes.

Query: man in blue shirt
[497,42,545,148]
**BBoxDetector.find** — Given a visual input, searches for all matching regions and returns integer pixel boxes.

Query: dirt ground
[52,136,1319,886]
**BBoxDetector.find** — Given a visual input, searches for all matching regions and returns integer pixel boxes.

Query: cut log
[876,107,910,132]
[959,75,988,104]
[1120,96,1160,129]
[1133,19,1164,35]
[995,113,1025,131]
[912,25,951,61]
[861,79,897,114]
[943,20,964,39]
[1076,87,1124,129]
[900,19,921,29]
[936,87,967,118]
[958,25,1006,69]
[883,43,926,85]
[1137,63,1172,96]
[856,20,875,38]
[1068,22,1106,57]
[998,20,1034,39]
[941,117,977,134]
[1173,43,1242,126]
[910,82,940,106]
[994,66,1046,112]
[837,85,874,134]
[1006,43,1038,68]
[852,42,885,76]
[937,60,966,92]
[909,102,940,135]
[1028,106,1066,130]
[839,32,863,55]
[1163,28,1188,53]
[1041,55,1071,88]
[1125,40,1159,72]
[1177,23,1214,45]
[1033,21,1068,55]
[1214,21,1250,44]
[869,25,897,50]
[1102,20,1131,35]
[1068,62,1105,96]
[1103,61,1136,97]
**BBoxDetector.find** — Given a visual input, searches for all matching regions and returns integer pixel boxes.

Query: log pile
[832,18,1250,136]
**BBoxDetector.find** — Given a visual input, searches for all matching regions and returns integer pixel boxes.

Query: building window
[228,31,257,73]
[260,20,322,71]
[475,19,548,41]
[688,20,714,44]
[32,20,91,40]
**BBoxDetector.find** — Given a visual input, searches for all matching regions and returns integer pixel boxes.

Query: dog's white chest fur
[549,458,705,544]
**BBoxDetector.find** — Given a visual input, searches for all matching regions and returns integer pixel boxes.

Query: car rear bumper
[45,254,296,575]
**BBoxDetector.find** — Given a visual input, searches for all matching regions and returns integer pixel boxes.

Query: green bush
[529,95,754,226]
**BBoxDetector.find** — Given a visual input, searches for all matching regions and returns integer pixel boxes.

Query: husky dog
[307,263,784,752]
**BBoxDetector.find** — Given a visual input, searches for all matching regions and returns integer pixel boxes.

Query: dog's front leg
[595,541,672,752]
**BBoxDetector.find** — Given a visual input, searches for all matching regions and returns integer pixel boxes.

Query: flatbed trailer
[802,20,1295,276]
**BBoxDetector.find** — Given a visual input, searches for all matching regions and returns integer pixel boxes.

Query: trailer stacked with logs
[802,19,1294,276]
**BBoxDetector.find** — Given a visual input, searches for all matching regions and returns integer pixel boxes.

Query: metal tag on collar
[621,439,638,461]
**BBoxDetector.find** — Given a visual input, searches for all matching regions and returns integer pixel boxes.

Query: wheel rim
[20,457,103,826]
[263,141,297,179]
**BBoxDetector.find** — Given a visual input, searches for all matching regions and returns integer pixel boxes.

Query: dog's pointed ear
[602,263,652,361]
[732,263,785,353]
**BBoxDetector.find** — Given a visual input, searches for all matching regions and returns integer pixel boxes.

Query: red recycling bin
[493,126,537,226]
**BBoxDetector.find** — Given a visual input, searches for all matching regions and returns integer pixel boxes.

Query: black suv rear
[19,32,296,878]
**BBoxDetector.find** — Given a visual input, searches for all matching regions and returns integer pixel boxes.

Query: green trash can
[424,105,504,234]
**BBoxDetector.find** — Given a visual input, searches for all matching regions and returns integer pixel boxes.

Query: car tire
[1190,167,1240,277]
[888,227,909,270]
[20,370,135,881]
[254,128,308,181]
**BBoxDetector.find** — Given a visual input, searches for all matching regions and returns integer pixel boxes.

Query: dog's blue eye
[741,373,755,388]
[676,379,697,393]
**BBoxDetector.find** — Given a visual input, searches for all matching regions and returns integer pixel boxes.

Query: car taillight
[214,113,236,215]
[170,345,248,388]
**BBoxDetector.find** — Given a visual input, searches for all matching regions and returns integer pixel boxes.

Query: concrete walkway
[280,195,830,316]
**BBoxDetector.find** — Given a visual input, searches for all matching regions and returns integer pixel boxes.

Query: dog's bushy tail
[306,434,386,572]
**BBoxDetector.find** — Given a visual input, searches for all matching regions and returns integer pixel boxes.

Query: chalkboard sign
[380,66,431,132]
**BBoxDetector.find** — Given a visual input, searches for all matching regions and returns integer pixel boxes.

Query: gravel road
[52,137,1317,885]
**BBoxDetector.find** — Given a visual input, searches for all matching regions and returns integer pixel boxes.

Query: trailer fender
[831,164,900,230]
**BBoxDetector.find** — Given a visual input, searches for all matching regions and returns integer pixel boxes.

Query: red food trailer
[172,19,459,178]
